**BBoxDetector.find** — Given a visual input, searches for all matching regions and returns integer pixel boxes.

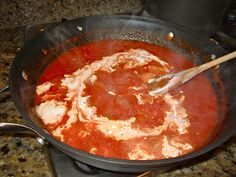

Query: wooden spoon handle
[197,51,236,72]
[148,51,236,96]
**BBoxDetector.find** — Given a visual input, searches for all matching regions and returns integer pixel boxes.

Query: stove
[24,10,236,177]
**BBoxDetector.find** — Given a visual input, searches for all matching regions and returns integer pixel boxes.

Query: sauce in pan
[35,40,219,160]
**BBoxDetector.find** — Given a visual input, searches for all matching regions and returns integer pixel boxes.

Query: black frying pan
[1,15,236,172]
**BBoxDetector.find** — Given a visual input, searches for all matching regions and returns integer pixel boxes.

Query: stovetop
[24,11,236,177]
[47,145,150,177]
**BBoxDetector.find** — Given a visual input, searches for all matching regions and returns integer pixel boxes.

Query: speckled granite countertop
[0,0,142,29]
[0,1,236,177]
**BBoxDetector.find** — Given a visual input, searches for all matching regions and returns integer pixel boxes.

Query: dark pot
[142,0,232,36]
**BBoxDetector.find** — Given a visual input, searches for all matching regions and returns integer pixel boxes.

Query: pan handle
[0,123,46,145]
[0,86,46,145]
[0,85,9,94]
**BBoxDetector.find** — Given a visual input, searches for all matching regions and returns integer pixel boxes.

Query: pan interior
[20,28,226,134]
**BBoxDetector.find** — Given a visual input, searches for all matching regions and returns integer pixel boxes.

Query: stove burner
[74,161,102,175]
[47,145,143,177]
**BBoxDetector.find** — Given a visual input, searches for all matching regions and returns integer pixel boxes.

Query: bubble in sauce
[42,49,48,56]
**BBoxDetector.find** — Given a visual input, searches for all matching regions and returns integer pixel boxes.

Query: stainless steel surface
[0,123,46,145]
[0,85,9,94]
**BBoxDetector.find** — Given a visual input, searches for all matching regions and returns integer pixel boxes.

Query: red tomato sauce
[35,40,219,160]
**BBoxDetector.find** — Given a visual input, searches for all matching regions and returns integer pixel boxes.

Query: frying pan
[1,15,236,172]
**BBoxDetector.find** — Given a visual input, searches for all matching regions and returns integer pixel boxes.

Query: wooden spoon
[148,51,236,96]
